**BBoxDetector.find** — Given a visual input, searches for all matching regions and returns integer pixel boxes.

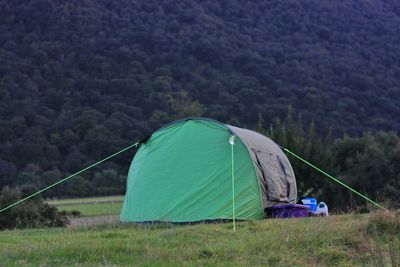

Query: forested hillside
[1,0,400,203]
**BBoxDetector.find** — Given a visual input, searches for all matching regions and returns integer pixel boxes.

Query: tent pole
[230,135,236,232]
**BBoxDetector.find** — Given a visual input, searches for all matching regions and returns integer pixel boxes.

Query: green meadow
[47,196,124,206]
[47,196,124,216]
[1,212,399,266]
[57,202,123,217]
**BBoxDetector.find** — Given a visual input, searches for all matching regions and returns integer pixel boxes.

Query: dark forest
[1,0,400,209]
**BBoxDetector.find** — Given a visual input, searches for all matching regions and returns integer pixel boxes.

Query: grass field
[0,212,399,266]
[47,196,124,216]
[58,202,123,217]
[46,195,124,205]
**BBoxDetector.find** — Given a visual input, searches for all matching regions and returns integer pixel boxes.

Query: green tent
[121,118,297,222]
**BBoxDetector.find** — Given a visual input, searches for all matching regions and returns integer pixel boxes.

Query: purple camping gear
[266,204,309,218]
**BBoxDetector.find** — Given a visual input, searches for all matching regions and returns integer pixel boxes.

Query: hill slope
[1,0,400,195]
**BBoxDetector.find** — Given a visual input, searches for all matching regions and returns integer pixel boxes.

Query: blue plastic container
[300,197,317,212]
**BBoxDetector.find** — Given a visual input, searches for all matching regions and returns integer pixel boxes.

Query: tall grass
[2,213,394,266]
[362,211,400,267]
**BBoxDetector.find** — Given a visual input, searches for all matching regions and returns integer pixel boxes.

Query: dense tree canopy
[0,0,399,208]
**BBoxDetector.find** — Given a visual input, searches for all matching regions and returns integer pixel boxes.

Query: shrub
[0,187,68,230]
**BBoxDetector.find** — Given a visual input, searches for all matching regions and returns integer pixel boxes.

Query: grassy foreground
[1,212,399,266]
